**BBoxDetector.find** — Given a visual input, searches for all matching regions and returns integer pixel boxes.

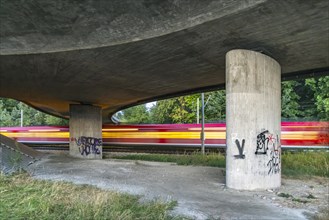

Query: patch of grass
[278,192,293,198]
[278,192,316,204]
[112,152,226,168]
[292,198,309,204]
[0,173,184,220]
[306,193,317,199]
[282,151,329,178]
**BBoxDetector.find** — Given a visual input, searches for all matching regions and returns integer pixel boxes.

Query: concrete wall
[69,104,102,159]
[0,134,42,174]
[226,49,281,190]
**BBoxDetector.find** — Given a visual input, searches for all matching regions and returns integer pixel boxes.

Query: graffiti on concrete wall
[74,136,102,156]
[234,139,245,159]
[255,130,270,154]
[254,129,281,174]
[267,134,280,175]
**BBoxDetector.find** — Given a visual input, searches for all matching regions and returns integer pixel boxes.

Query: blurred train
[0,122,328,150]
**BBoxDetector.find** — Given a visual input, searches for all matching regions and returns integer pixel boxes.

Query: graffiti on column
[234,139,245,159]
[267,134,281,175]
[255,130,270,154]
[74,136,102,156]
[255,130,281,175]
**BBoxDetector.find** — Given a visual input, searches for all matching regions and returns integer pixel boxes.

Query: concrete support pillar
[226,49,281,190]
[69,104,102,159]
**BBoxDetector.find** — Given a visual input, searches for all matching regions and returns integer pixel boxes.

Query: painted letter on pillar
[234,139,245,159]
[74,136,102,156]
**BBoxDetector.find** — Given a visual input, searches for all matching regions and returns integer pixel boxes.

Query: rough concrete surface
[26,152,328,220]
[1,1,328,121]
[226,50,281,190]
[0,134,44,174]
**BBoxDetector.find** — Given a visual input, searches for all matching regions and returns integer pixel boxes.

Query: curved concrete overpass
[0,0,328,122]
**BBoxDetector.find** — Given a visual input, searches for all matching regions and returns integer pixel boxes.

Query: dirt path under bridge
[27,152,328,220]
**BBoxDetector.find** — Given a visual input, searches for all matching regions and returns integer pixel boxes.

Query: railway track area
[26,144,328,155]
[27,144,223,154]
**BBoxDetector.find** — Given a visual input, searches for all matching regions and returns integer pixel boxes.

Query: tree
[119,105,151,124]
[149,99,176,124]
[0,98,68,126]
[44,115,68,126]
[0,100,13,126]
[204,90,226,122]
[281,81,302,119]
[149,94,200,124]
[305,76,329,121]
[170,94,199,123]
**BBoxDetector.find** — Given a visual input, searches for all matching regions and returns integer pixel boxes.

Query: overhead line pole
[201,93,205,154]
[20,109,23,127]
[197,98,199,124]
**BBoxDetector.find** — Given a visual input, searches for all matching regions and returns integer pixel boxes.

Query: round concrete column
[69,104,102,159]
[226,49,281,190]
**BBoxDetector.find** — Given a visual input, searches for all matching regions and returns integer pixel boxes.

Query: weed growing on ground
[278,193,293,198]
[278,192,315,205]
[292,198,309,204]
[0,173,185,220]
[282,151,329,178]
[307,194,317,199]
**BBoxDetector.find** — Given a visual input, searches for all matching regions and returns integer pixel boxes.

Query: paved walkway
[28,153,307,220]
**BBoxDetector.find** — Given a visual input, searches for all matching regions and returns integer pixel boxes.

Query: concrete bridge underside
[0,0,328,122]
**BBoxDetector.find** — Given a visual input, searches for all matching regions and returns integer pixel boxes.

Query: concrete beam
[69,105,102,159]
[226,50,281,190]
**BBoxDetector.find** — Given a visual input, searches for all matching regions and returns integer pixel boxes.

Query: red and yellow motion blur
[0,122,328,149]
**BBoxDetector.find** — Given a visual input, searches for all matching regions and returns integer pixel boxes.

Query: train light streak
[3,132,69,138]
[28,129,61,132]
[0,122,328,148]
[188,127,226,131]
[102,128,139,131]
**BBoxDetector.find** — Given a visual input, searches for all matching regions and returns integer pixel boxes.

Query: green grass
[111,152,226,168]
[0,173,183,220]
[278,192,293,198]
[282,151,329,178]
[111,151,329,178]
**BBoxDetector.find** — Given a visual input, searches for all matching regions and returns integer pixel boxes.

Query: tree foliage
[281,81,302,119]
[116,105,151,124]
[305,76,329,120]
[115,92,226,124]
[151,94,200,124]
[204,90,226,122]
[0,98,68,126]
[148,91,225,124]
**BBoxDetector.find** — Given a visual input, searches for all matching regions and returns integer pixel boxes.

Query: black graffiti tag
[234,139,245,159]
[255,130,281,175]
[267,150,280,174]
[267,134,281,174]
[75,136,101,156]
[255,130,270,154]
